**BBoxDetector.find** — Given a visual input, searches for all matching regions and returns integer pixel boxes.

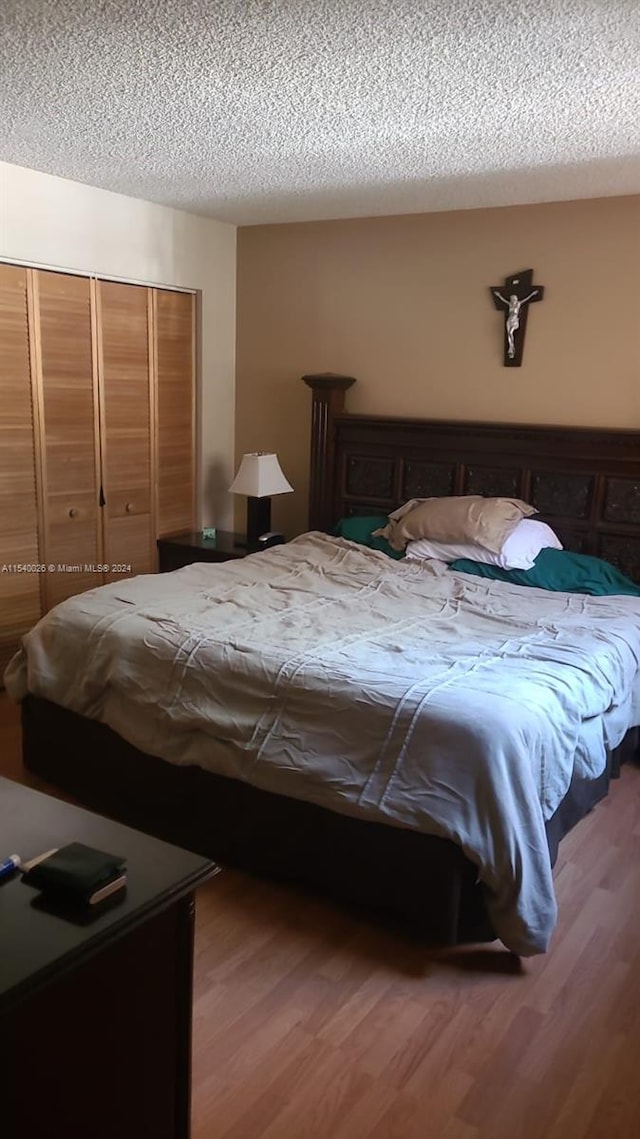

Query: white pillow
[405,519,562,570]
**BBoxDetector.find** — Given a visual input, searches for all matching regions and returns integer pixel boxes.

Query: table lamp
[229,452,293,547]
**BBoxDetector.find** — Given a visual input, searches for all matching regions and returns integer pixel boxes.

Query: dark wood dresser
[0,777,216,1139]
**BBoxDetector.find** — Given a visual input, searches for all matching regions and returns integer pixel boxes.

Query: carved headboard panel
[303,374,640,582]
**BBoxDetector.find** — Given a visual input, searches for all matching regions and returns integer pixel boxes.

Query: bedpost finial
[302,373,357,392]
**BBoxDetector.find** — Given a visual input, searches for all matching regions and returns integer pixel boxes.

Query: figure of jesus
[492,289,539,358]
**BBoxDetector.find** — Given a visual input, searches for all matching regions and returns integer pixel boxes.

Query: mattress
[6,531,640,955]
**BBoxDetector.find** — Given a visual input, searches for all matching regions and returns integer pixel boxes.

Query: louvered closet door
[98,281,154,580]
[155,290,195,536]
[0,265,42,676]
[35,271,101,609]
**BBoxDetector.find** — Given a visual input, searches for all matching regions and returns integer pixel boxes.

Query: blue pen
[0,854,21,882]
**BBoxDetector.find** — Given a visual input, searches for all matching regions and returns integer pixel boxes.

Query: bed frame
[303,374,640,578]
[22,376,640,946]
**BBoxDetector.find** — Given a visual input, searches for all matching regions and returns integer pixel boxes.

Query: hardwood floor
[2,692,640,1138]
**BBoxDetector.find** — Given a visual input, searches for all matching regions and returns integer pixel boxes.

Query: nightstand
[157,530,248,572]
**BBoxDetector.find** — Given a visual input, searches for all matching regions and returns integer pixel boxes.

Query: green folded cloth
[450,547,640,596]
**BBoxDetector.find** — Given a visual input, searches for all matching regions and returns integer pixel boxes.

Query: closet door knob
[68,507,78,518]
[125,502,133,514]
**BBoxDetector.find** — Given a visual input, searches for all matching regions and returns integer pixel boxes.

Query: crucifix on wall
[489,269,545,367]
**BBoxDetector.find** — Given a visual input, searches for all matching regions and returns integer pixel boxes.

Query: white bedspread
[6,532,640,955]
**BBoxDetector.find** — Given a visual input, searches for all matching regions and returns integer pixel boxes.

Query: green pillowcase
[450,547,640,596]
[332,515,404,559]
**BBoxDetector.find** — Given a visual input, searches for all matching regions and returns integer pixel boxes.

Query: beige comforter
[6,532,640,955]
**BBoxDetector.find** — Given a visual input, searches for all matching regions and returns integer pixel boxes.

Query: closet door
[155,290,195,536]
[0,265,42,676]
[97,281,154,580]
[35,271,101,609]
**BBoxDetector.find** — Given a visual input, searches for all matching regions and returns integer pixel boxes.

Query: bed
[11,375,640,954]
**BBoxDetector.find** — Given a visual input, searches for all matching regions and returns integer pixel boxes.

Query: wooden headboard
[303,374,640,581]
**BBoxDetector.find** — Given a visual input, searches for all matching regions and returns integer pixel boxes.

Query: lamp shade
[228,453,293,498]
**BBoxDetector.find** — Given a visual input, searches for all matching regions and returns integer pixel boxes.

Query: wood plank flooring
[2,692,640,1138]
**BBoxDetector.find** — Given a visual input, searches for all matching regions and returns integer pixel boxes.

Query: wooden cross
[489,269,544,367]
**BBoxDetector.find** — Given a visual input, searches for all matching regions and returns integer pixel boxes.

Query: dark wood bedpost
[302,373,356,531]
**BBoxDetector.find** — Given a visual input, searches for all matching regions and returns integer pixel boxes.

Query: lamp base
[241,496,271,548]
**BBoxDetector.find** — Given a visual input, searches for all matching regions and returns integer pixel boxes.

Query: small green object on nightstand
[201,527,217,540]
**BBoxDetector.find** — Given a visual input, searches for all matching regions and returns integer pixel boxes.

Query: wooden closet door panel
[156,291,195,537]
[99,281,154,580]
[0,265,42,675]
[37,271,101,609]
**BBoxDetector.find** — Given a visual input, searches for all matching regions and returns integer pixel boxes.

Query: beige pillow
[373,496,537,553]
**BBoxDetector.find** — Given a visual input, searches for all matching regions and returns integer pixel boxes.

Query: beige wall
[236,195,640,537]
[0,160,237,528]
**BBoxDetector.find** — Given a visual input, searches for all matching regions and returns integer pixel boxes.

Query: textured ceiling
[1,0,640,225]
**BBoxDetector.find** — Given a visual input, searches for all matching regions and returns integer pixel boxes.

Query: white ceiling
[1,0,640,226]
